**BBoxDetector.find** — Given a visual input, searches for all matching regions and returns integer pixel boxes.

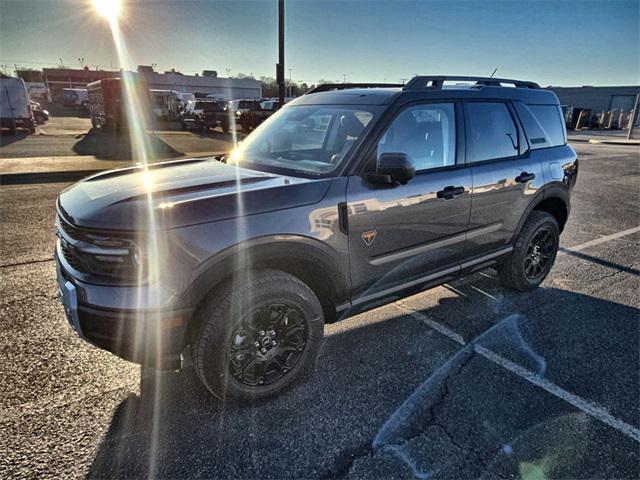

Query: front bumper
[56,255,193,368]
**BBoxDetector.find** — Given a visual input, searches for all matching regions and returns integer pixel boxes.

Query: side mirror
[366,153,416,185]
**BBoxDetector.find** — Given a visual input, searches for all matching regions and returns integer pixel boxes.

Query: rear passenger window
[464,103,519,163]
[377,103,456,171]
[528,105,566,147]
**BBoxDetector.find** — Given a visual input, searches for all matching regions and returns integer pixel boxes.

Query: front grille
[59,239,86,272]
[59,215,84,240]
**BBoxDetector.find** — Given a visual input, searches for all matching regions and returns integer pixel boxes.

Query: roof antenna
[489,68,498,78]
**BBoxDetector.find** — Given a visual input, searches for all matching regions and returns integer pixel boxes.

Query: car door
[346,102,472,301]
[464,101,544,258]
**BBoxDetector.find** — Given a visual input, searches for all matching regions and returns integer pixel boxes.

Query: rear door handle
[436,185,465,199]
[515,172,536,183]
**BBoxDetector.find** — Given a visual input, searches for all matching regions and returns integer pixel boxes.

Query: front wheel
[192,270,324,402]
[498,211,559,291]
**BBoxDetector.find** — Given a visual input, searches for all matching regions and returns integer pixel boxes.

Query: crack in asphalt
[320,441,373,479]
[0,257,54,269]
[430,423,509,480]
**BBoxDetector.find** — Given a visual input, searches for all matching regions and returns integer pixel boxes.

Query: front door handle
[515,172,536,183]
[437,185,465,199]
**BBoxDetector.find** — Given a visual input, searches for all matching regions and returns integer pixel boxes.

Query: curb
[587,139,640,145]
[0,151,225,186]
[0,169,103,185]
[568,137,640,146]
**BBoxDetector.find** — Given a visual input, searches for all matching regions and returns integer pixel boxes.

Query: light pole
[225,68,231,78]
[277,0,285,108]
[78,57,85,69]
[288,68,292,98]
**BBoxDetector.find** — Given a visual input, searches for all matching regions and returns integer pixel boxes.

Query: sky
[0,0,638,87]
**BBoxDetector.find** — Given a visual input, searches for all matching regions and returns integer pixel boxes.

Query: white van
[0,75,35,133]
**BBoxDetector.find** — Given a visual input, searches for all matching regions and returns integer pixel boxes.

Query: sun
[92,0,122,22]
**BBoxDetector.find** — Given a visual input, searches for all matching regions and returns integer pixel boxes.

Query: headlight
[56,215,147,282]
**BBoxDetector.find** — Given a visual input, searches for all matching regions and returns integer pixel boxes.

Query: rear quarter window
[515,103,566,149]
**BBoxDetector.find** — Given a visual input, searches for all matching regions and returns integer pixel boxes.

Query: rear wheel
[192,270,324,402]
[498,211,559,291]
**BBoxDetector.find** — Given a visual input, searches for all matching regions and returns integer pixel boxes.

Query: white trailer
[0,75,35,133]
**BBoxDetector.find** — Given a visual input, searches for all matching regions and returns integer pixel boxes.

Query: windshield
[229,105,380,176]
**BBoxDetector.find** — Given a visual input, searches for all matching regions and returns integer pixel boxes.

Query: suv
[55,76,578,402]
[181,99,225,131]
[222,99,272,133]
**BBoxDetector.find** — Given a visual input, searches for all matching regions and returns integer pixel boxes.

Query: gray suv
[55,76,578,401]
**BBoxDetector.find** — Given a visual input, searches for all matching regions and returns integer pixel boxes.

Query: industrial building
[20,66,261,103]
[547,85,639,113]
[135,66,261,100]
[40,67,121,102]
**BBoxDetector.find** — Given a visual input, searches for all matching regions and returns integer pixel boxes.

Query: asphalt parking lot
[0,141,638,478]
[0,113,243,160]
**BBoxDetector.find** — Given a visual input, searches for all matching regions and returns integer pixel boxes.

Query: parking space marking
[561,225,640,253]
[394,303,640,443]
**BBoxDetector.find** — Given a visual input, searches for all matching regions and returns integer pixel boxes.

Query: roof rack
[305,83,404,95]
[403,76,540,90]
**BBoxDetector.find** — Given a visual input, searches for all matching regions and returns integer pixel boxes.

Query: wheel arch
[514,185,570,240]
[183,236,349,331]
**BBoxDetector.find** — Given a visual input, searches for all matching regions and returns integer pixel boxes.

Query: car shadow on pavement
[86,278,639,479]
[72,128,183,160]
[0,131,30,146]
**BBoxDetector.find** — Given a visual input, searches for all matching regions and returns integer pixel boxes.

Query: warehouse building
[41,67,120,102]
[136,66,261,100]
[547,85,639,113]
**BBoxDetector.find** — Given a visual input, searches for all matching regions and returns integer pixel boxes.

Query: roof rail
[306,83,404,95]
[403,76,540,91]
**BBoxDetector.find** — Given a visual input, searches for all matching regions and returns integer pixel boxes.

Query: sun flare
[92,0,122,22]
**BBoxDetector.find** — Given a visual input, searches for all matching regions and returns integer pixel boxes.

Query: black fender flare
[512,183,570,241]
[181,235,349,315]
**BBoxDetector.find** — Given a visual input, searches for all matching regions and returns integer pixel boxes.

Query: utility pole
[343,73,346,84]
[288,68,292,97]
[225,68,231,78]
[277,0,285,108]
[78,57,85,69]
[627,93,639,140]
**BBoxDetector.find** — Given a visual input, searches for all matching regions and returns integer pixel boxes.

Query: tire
[498,211,559,292]
[181,122,187,130]
[192,269,324,403]
[241,118,250,133]
[222,122,229,133]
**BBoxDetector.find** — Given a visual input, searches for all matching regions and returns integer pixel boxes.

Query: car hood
[58,157,331,230]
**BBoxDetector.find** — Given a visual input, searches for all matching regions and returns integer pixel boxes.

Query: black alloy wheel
[227,303,308,387]
[523,226,556,281]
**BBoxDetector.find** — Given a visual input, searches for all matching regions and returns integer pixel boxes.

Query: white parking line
[561,226,640,253]
[394,303,640,443]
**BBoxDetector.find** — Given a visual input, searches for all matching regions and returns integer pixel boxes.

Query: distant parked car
[181,99,226,131]
[0,75,36,133]
[222,99,273,133]
[63,88,88,109]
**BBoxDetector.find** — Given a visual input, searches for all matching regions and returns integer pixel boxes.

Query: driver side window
[377,103,456,171]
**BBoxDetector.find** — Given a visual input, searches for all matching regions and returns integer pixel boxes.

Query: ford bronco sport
[55,76,578,402]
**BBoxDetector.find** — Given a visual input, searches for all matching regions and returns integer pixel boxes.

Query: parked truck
[87,77,151,131]
[0,75,35,134]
